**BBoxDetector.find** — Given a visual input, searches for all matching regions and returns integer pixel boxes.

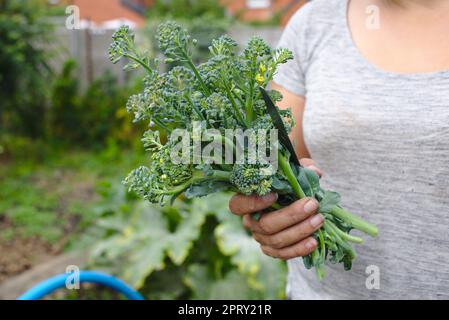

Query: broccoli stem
[245,58,257,125]
[245,84,254,125]
[178,47,211,96]
[186,59,211,96]
[325,219,364,244]
[232,89,245,107]
[278,152,306,199]
[152,117,171,133]
[162,170,231,197]
[311,249,325,280]
[223,82,246,126]
[323,221,357,260]
[309,230,326,280]
[207,170,232,181]
[271,202,282,210]
[318,229,326,262]
[191,169,231,182]
[171,37,211,95]
[184,94,207,122]
[123,53,153,75]
[330,206,378,237]
[207,133,236,159]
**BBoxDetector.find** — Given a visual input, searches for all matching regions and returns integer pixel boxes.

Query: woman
[229,0,449,299]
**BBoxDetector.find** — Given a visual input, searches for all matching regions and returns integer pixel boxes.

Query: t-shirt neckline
[341,0,449,80]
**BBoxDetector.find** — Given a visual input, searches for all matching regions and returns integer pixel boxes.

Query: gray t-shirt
[273,0,449,299]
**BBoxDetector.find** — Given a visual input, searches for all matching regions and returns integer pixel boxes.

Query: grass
[0,145,146,247]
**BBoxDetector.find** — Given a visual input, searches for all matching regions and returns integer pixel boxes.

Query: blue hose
[17,270,144,300]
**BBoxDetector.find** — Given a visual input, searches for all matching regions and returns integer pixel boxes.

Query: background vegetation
[0,0,287,299]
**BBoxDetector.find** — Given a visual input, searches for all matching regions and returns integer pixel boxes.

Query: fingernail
[305,238,318,251]
[304,198,319,214]
[310,214,324,228]
[261,193,278,203]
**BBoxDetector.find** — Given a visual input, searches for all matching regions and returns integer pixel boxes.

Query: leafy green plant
[0,169,64,243]
[109,22,378,280]
[89,186,286,299]
[145,0,230,65]
[78,72,129,145]
[0,0,53,137]
[46,59,141,148]
[0,134,49,161]
[148,0,226,21]
[48,59,81,143]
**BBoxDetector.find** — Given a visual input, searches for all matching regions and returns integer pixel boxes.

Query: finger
[261,236,318,260]
[252,214,324,249]
[300,158,323,178]
[251,198,319,235]
[242,214,267,233]
[229,193,278,216]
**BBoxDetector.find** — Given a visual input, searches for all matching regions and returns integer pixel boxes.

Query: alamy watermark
[65,265,80,290]
[65,5,81,30]
[366,5,381,30]
[365,265,380,290]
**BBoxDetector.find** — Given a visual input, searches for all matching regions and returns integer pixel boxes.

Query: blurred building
[47,0,307,28]
[223,0,308,25]
[44,0,304,85]
[46,0,149,29]
[72,0,147,29]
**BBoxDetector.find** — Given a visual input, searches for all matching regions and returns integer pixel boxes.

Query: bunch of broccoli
[109,22,378,279]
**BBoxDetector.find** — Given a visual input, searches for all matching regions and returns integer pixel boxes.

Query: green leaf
[319,191,341,213]
[215,213,262,276]
[214,210,286,299]
[185,180,230,198]
[250,255,287,299]
[91,199,208,289]
[304,168,321,194]
[271,176,293,194]
[184,264,259,299]
[141,263,188,300]
[260,87,300,166]
[296,167,321,198]
[166,203,207,264]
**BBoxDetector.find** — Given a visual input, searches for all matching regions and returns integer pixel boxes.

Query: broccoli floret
[108,25,134,64]
[124,144,194,204]
[209,35,238,57]
[109,25,154,72]
[126,93,150,123]
[273,48,294,65]
[201,93,238,127]
[243,36,272,58]
[156,21,197,62]
[230,164,273,196]
[167,66,195,92]
[123,165,152,199]
[141,130,162,153]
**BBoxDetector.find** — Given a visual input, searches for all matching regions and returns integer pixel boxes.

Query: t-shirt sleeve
[273,3,312,97]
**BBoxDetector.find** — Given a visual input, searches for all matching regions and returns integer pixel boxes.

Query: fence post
[84,18,94,84]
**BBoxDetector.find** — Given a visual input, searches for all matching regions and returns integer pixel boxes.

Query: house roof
[222,0,307,25]
[72,0,146,28]
[69,0,306,29]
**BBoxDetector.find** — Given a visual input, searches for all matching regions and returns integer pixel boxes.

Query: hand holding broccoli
[230,160,324,260]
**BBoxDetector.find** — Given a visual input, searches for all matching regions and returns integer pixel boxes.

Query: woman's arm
[271,82,310,159]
